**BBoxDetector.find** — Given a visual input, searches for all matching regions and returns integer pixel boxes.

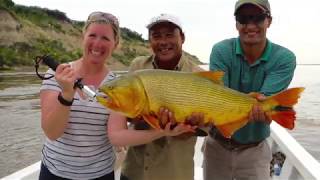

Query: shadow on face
[235,4,272,46]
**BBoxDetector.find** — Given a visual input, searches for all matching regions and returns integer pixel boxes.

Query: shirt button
[146,152,150,156]
[145,166,148,171]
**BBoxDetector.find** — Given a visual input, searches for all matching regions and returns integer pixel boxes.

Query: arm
[209,43,230,86]
[250,53,296,123]
[108,112,193,146]
[41,64,76,140]
[128,56,148,73]
[108,112,163,146]
[260,57,296,96]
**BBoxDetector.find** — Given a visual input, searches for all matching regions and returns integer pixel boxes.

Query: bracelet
[58,92,74,106]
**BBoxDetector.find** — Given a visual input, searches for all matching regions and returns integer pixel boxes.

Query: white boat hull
[2,123,320,180]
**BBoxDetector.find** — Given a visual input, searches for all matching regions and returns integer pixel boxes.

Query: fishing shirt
[40,69,116,179]
[121,53,201,180]
[209,38,296,144]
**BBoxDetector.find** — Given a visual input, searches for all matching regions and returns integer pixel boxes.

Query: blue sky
[12,0,320,64]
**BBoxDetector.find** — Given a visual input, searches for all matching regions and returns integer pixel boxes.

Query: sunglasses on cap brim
[87,11,119,27]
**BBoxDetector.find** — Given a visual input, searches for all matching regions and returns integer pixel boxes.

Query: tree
[0,0,15,8]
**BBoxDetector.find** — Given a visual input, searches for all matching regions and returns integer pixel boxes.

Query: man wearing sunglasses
[202,0,296,179]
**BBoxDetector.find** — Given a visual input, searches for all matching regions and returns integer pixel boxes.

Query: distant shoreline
[297,64,320,65]
[1,64,319,73]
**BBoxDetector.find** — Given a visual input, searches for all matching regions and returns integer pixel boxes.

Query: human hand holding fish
[158,107,208,138]
[185,112,206,127]
[160,122,195,137]
[158,107,196,136]
[158,107,175,128]
[248,93,272,124]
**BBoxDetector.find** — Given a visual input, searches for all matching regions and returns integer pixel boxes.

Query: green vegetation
[0,39,82,68]
[121,27,146,42]
[0,0,14,8]
[0,0,201,70]
[1,1,76,32]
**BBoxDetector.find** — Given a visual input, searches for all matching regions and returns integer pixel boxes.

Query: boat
[2,122,320,180]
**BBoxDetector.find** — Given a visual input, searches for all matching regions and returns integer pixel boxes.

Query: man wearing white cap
[119,13,202,180]
[202,0,296,179]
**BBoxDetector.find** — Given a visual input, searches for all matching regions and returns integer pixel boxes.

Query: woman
[39,12,120,180]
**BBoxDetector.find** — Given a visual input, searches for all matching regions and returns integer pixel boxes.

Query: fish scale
[97,69,303,137]
[137,70,253,125]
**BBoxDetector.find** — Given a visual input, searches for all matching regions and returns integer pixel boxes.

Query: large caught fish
[97,69,304,137]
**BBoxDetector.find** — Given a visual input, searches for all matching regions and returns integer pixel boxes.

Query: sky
[12,0,320,64]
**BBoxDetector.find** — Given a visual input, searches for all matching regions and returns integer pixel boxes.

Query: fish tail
[265,87,305,130]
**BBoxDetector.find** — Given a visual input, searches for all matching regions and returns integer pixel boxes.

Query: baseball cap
[146,14,183,32]
[234,0,271,15]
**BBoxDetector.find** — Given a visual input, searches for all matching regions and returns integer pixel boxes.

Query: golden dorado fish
[97,69,304,137]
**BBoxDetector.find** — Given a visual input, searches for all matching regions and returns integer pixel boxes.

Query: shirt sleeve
[209,44,230,86]
[128,56,148,73]
[260,54,296,96]
[39,68,61,92]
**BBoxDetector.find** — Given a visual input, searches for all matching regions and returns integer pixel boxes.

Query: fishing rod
[34,55,98,100]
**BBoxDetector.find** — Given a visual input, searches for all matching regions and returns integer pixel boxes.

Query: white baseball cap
[146,14,183,32]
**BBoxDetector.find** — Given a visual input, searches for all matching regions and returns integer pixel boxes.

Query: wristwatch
[58,92,74,106]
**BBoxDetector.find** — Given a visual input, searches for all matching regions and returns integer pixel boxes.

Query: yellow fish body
[97,69,304,137]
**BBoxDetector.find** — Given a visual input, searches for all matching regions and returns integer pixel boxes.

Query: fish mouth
[100,93,120,109]
[96,91,120,109]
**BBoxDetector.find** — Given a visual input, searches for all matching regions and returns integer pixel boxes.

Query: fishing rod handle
[42,55,60,71]
[40,55,83,89]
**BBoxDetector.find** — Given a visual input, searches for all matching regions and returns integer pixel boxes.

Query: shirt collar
[151,53,186,71]
[235,37,272,63]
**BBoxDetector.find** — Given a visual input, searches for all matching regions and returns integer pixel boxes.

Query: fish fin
[142,115,161,129]
[265,87,305,130]
[195,71,224,85]
[215,118,248,138]
[267,87,305,107]
[270,111,295,130]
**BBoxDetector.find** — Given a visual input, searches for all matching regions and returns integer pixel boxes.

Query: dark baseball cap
[234,0,271,15]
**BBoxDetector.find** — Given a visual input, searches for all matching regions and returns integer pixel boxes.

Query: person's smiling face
[235,4,272,46]
[149,22,185,62]
[82,23,116,65]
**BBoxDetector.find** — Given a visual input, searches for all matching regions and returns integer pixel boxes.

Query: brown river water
[0,66,320,178]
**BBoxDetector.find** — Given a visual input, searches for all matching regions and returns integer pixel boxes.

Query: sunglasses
[235,13,269,25]
[87,11,119,28]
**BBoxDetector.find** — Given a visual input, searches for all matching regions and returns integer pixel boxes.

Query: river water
[0,66,319,178]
